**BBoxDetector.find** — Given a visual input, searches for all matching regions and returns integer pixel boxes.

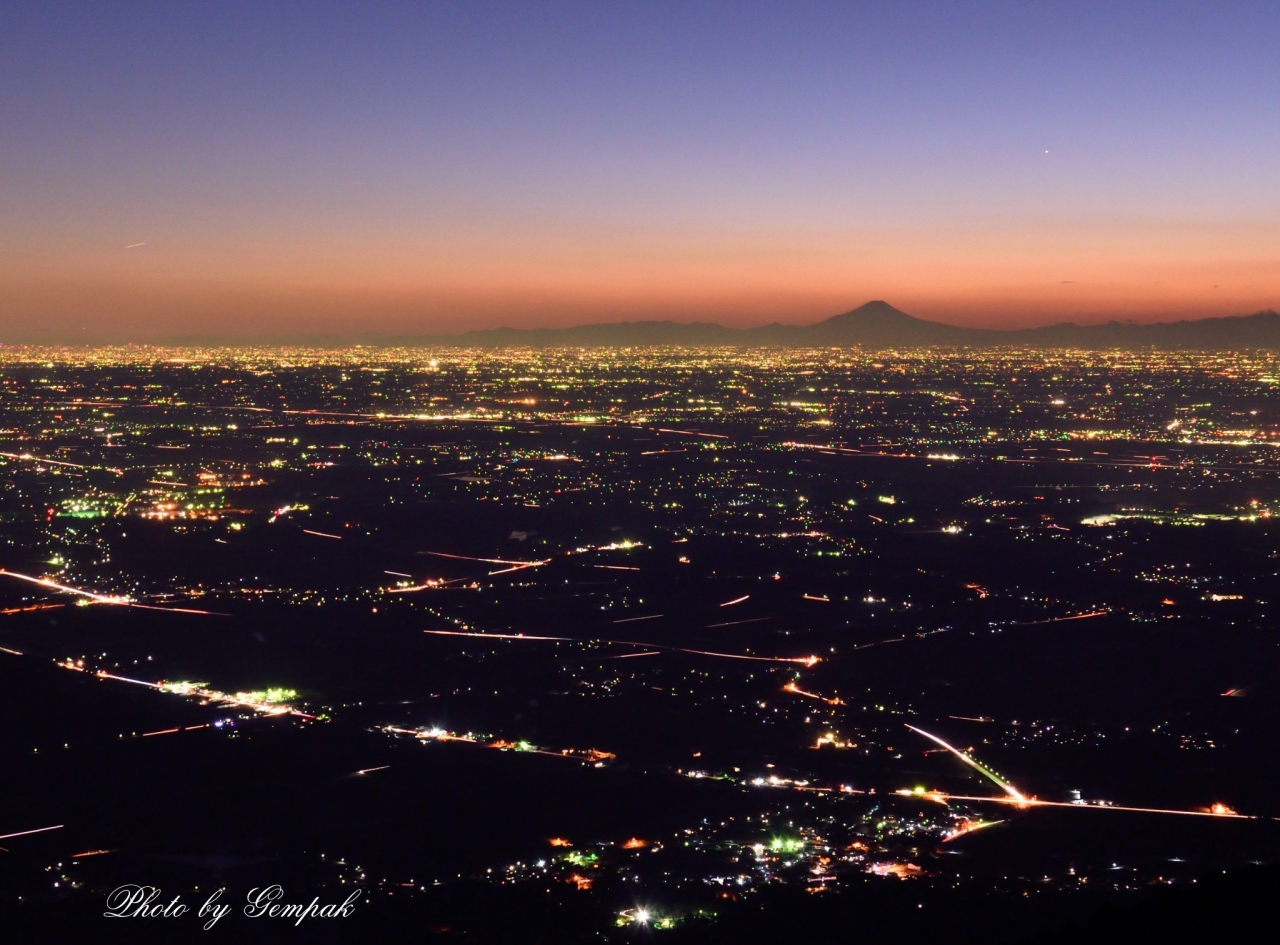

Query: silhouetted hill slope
[416,302,1280,349]
[1011,310,1280,348]
[1026,863,1280,945]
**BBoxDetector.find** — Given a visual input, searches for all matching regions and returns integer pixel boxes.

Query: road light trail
[386,577,473,592]
[0,452,86,469]
[0,570,224,614]
[0,569,131,604]
[706,617,771,628]
[0,603,64,616]
[900,728,1255,819]
[941,819,1005,842]
[1014,610,1109,626]
[917,792,1257,820]
[677,647,817,666]
[91,670,161,688]
[424,630,573,642]
[127,603,226,615]
[905,724,1027,802]
[656,428,728,439]
[422,629,819,666]
[0,825,63,841]
[411,539,643,587]
[783,681,843,704]
[425,552,549,566]
[487,563,546,576]
[57,664,311,719]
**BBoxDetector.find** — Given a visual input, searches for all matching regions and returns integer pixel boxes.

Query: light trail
[280,408,500,424]
[779,442,1280,477]
[92,670,160,688]
[381,724,476,742]
[656,428,729,439]
[785,682,822,700]
[128,602,227,615]
[901,728,1257,820]
[424,629,572,642]
[380,725,615,765]
[923,793,1258,820]
[0,451,86,469]
[408,539,639,589]
[1014,610,1109,626]
[0,825,63,842]
[0,569,130,604]
[386,577,472,592]
[422,629,819,666]
[487,563,546,576]
[0,571,222,614]
[783,681,843,704]
[66,666,310,719]
[672,647,817,666]
[905,725,1027,803]
[0,603,64,615]
[705,616,770,628]
[302,529,343,539]
[720,595,750,607]
[942,819,1005,842]
[612,614,663,623]
[425,552,548,566]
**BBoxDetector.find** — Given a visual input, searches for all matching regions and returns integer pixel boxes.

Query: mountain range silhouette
[417,301,1280,349]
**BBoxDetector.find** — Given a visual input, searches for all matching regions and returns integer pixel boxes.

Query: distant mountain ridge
[413,301,1280,350]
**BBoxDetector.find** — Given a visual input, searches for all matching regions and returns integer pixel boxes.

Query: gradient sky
[3,1,1278,341]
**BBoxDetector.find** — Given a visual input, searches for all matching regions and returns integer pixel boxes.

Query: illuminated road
[905,724,1028,802]
[0,569,224,614]
[0,825,64,841]
[912,791,1258,820]
[422,629,819,665]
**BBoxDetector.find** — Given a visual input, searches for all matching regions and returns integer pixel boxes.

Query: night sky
[3,1,1278,340]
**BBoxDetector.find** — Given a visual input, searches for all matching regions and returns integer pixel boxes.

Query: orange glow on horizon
[3,217,1278,340]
